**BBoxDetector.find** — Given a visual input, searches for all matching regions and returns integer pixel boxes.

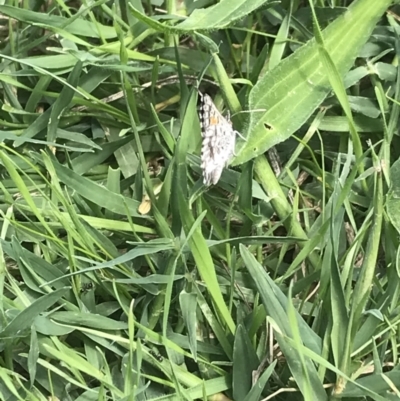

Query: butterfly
[199,93,244,186]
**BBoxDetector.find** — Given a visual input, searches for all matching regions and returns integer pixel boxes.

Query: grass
[0,0,399,400]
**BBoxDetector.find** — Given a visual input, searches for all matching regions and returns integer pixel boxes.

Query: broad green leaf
[195,286,233,359]
[0,288,69,339]
[28,326,39,388]
[232,324,259,401]
[114,274,184,284]
[14,108,52,147]
[233,0,392,165]
[47,61,82,143]
[179,290,198,360]
[347,96,380,118]
[318,115,382,132]
[56,128,101,149]
[33,316,75,336]
[129,0,274,32]
[341,370,400,398]
[177,0,274,30]
[50,311,129,330]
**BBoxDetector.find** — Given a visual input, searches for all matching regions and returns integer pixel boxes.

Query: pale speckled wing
[199,94,236,186]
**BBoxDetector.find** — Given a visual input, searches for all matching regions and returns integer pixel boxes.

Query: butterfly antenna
[195,56,215,94]
[234,130,247,141]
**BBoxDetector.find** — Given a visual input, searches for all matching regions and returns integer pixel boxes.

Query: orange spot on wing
[210,116,219,125]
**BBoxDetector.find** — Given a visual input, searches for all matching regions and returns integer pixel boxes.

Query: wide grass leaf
[47,61,82,143]
[129,0,274,32]
[0,288,69,339]
[232,324,259,401]
[28,326,39,387]
[50,311,129,330]
[176,0,274,30]
[233,0,393,165]
[179,290,198,360]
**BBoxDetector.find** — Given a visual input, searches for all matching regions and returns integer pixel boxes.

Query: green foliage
[234,0,393,165]
[0,0,399,400]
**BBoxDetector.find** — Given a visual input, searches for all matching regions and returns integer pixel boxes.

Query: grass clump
[0,0,400,400]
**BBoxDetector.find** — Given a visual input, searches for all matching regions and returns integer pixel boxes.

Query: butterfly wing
[199,94,236,185]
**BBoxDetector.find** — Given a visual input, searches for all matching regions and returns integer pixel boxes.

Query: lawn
[0,0,399,400]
